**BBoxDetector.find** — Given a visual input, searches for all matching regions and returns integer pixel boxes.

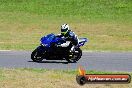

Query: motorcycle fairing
[78,38,88,47]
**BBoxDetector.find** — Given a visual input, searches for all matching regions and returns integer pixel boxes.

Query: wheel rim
[32,51,43,62]
[67,49,82,62]
[68,50,81,62]
[74,50,82,61]
[69,54,76,62]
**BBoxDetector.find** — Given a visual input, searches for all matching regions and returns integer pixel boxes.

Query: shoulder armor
[69,31,75,37]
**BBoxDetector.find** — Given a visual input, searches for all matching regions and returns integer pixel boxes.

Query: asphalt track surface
[0,51,132,72]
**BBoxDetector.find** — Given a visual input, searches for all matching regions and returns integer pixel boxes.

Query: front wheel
[31,48,44,62]
[65,48,82,63]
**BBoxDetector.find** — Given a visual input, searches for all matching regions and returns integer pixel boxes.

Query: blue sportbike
[31,33,88,63]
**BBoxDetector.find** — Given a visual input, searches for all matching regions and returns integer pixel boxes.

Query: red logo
[76,66,131,85]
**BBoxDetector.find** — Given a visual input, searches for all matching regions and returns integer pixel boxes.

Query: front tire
[74,48,82,61]
[31,48,44,62]
[65,48,82,63]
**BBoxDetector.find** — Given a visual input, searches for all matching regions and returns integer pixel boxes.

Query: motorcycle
[31,33,88,63]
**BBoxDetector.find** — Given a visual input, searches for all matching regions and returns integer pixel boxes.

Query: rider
[57,24,79,52]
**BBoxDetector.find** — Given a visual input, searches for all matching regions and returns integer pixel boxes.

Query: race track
[0,51,132,72]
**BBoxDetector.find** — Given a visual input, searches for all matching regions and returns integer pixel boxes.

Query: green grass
[0,0,132,22]
[0,68,131,88]
[0,0,132,51]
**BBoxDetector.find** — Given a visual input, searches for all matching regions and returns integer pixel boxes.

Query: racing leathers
[56,30,78,52]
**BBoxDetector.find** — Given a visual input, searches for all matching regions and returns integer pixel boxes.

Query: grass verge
[0,0,132,51]
[0,68,131,88]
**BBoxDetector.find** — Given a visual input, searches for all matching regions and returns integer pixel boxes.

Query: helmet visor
[61,28,68,32]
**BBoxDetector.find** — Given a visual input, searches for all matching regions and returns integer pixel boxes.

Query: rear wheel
[31,48,44,62]
[65,48,82,63]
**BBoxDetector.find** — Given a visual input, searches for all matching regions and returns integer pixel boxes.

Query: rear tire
[31,48,44,62]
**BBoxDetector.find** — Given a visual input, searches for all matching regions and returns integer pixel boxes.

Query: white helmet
[61,24,69,36]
